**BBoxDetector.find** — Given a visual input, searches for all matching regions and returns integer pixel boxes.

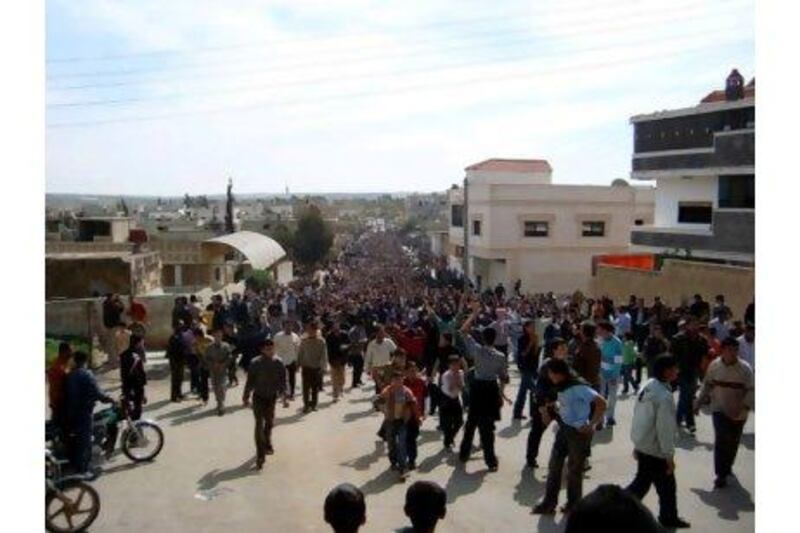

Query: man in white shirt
[737,324,755,372]
[365,326,397,393]
[273,320,301,400]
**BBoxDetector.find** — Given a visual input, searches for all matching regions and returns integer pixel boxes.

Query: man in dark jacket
[671,318,708,433]
[512,320,539,420]
[572,323,601,390]
[119,334,147,420]
[65,351,114,474]
[526,338,568,468]
[166,324,186,402]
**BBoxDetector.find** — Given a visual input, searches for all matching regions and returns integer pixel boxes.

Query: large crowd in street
[47,230,755,532]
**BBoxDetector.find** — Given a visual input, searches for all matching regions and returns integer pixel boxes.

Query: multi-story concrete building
[447,158,654,294]
[629,69,754,265]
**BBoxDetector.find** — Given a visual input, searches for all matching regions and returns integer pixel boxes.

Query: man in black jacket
[166,324,186,402]
[671,319,708,433]
[119,334,147,420]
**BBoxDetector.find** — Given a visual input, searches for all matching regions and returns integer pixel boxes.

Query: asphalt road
[86,363,755,532]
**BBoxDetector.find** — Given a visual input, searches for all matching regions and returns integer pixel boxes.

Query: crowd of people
[46,229,755,530]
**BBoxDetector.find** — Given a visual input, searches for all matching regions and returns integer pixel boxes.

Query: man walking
[243,338,289,470]
[297,320,328,413]
[166,324,187,402]
[205,326,234,415]
[533,358,606,515]
[326,322,350,402]
[694,337,754,488]
[273,320,301,400]
[672,318,708,434]
[626,355,691,529]
[457,301,509,472]
[512,319,539,420]
[597,321,623,427]
[365,325,397,394]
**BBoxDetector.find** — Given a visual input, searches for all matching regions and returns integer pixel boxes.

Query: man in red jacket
[404,361,427,471]
[391,324,426,364]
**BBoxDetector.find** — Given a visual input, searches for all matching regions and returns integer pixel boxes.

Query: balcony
[632,129,754,176]
[631,209,753,257]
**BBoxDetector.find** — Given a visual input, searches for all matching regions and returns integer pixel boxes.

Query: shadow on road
[197,457,260,491]
[172,404,246,426]
[533,515,566,533]
[498,421,524,440]
[143,398,173,413]
[741,432,755,450]
[593,427,614,446]
[100,461,146,477]
[416,448,450,474]
[274,408,307,427]
[675,432,714,451]
[341,441,386,471]
[418,429,440,446]
[343,407,379,423]
[444,462,488,504]
[691,478,755,521]
[156,403,202,421]
[513,466,545,509]
[359,468,399,496]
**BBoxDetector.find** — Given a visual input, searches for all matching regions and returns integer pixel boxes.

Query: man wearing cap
[243,338,289,470]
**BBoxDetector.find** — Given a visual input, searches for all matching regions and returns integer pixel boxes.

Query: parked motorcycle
[45,450,100,532]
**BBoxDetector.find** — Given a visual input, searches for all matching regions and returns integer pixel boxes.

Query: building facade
[629,69,754,264]
[447,158,654,294]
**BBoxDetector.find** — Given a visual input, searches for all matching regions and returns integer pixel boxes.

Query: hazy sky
[46,0,754,196]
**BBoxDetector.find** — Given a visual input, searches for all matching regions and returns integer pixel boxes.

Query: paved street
[88,362,754,532]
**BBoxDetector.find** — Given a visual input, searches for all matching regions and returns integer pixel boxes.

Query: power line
[46,38,751,129]
[46,24,750,110]
[45,0,706,63]
[46,0,745,80]
[47,3,752,91]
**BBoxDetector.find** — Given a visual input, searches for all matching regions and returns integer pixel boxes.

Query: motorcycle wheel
[45,480,100,533]
[121,421,164,462]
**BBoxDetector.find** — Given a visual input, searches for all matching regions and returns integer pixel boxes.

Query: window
[582,221,605,237]
[524,221,549,237]
[634,219,644,226]
[472,219,482,236]
[718,175,754,209]
[215,268,221,282]
[451,205,463,227]
[677,202,713,223]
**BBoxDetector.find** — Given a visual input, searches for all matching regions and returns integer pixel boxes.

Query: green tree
[270,222,295,253]
[245,268,274,292]
[294,205,333,266]
[225,178,235,234]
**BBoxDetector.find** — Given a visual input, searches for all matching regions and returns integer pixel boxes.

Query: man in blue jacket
[65,350,114,474]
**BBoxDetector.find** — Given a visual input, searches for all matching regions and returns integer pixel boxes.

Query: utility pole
[462,175,469,283]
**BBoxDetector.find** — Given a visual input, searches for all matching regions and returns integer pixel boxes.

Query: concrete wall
[45,282,246,351]
[590,259,754,319]
[46,258,131,299]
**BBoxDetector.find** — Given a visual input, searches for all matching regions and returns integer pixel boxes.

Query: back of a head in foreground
[405,481,447,532]
[564,484,665,533]
[324,483,366,533]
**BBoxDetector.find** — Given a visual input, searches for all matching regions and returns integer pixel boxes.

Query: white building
[448,158,654,294]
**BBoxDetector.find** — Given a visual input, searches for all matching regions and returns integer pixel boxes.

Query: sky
[45,0,754,196]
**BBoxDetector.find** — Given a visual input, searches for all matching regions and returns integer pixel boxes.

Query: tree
[184,193,193,208]
[293,205,333,266]
[270,222,295,252]
[245,269,274,292]
[118,197,129,216]
[224,178,235,234]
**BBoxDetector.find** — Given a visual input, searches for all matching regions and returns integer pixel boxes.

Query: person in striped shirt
[694,336,754,488]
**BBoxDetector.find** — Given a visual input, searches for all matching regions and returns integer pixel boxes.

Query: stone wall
[590,259,754,319]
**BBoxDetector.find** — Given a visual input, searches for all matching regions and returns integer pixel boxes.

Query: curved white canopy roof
[203,231,286,269]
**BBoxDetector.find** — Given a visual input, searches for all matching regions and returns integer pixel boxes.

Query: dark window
[524,221,549,237]
[718,175,754,209]
[677,202,713,223]
[582,221,605,237]
[634,219,644,226]
[472,219,482,236]
[215,268,221,282]
[451,205,463,227]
